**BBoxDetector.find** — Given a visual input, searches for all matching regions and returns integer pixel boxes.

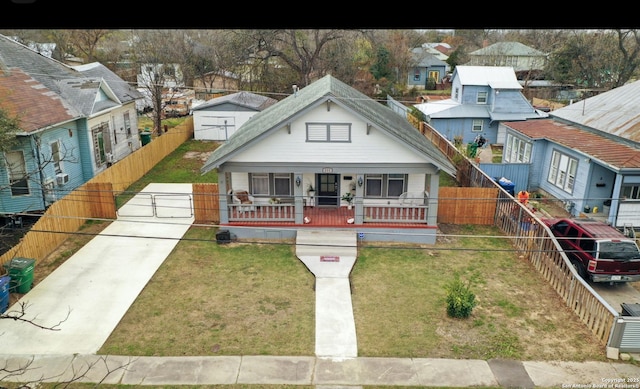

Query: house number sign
[322,167,333,173]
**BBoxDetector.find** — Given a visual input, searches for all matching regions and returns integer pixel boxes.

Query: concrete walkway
[295,229,358,358]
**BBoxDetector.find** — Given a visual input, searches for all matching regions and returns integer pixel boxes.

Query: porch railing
[363,205,428,223]
[228,203,295,222]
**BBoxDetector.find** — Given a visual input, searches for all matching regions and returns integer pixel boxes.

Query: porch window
[621,185,640,200]
[504,133,532,163]
[428,70,439,82]
[6,150,29,196]
[547,150,577,194]
[476,91,488,104]
[249,173,293,196]
[364,174,407,198]
[306,123,351,142]
[472,120,483,132]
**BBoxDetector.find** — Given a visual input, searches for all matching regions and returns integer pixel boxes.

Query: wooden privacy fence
[0,117,194,268]
[422,120,618,346]
[192,183,219,224]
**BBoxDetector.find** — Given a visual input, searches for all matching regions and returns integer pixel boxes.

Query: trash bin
[495,177,515,196]
[0,275,9,313]
[216,230,231,244]
[3,257,35,294]
[466,142,478,158]
[140,131,152,146]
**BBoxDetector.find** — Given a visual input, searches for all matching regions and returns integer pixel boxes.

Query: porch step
[295,229,358,358]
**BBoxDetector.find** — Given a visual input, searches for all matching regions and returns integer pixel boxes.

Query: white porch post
[354,174,364,224]
[427,173,439,225]
[219,172,229,224]
[294,172,304,224]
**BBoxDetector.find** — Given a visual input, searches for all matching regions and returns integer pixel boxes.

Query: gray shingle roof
[201,75,455,176]
[192,91,277,111]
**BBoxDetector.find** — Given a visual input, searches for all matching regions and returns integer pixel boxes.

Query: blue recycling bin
[495,177,515,196]
[0,275,9,313]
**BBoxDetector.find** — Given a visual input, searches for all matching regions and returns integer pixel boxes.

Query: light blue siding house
[414,66,548,146]
[0,35,142,219]
[407,47,449,89]
[468,78,640,230]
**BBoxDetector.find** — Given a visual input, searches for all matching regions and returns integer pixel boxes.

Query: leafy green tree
[370,46,391,80]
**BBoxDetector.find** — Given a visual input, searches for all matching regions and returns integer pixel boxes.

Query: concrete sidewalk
[2,354,640,387]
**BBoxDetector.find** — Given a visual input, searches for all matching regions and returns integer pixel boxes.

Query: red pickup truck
[542,218,640,284]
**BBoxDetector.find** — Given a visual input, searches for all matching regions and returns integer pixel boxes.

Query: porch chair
[398,191,429,206]
[230,189,255,212]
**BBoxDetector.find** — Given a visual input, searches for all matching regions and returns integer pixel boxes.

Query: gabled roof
[504,119,640,170]
[57,77,120,116]
[72,62,142,104]
[469,42,547,57]
[201,75,455,176]
[550,79,640,143]
[192,91,277,112]
[410,48,448,66]
[453,66,522,89]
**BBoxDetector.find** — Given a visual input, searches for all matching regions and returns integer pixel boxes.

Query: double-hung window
[504,133,532,163]
[472,120,483,132]
[250,173,293,196]
[6,150,29,196]
[476,91,488,104]
[548,150,578,194]
[50,140,63,174]
[364,174,407,198]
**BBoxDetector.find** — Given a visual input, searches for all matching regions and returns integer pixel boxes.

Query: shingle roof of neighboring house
[550,79,640,143]
[0,34,80,95]
[192,91,277,111]
[201,74,456,176]
[72,62,142,104]
[57,77,120,116]
[453,66,523,89]
[0,68,80,134]
[469,42,547,58]
[504,119,640,170]
[410,48,448,67]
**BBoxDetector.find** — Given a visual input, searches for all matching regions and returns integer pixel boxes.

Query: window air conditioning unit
[56,173,69,185]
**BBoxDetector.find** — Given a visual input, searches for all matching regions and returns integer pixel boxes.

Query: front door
[317,174,339,206]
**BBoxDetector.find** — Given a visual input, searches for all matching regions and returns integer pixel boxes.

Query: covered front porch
[219,169,440,228]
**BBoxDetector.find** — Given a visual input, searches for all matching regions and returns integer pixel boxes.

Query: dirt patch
[183,151,213,162]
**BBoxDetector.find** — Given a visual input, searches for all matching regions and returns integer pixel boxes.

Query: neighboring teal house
[0,35,142,219]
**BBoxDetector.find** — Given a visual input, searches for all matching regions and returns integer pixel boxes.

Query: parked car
[542,218,640,284]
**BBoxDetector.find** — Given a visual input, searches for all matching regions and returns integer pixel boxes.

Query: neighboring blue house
[495,79,640,229]
[0,34,142,218]
[414,66,548,146]
[407,47,449,89]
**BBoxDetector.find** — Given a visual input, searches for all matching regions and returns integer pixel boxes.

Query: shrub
[445,274,477,318]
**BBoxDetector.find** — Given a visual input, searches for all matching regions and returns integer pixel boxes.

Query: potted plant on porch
[341,192,354,210]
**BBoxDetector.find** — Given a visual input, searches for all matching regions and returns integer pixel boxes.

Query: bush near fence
[0,118,194,268]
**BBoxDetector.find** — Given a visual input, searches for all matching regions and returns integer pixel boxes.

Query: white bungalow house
[200,75,456,244]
